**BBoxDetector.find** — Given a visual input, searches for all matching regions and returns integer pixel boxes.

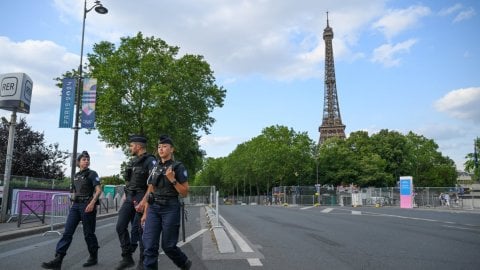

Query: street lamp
[70,0,108,183]
[475,137,479,181]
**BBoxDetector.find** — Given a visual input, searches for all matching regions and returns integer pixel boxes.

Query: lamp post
[70,0,108,184]
[475,137,479,181]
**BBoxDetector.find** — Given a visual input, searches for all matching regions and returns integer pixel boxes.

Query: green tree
[194,157,226,189]
[0,118,69,179]
[221,125,315,196]
[464,137,480,182]
[86,32,226,174]
[317,138,357,186]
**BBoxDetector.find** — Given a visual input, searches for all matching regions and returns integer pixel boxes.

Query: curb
[204,206,235,253]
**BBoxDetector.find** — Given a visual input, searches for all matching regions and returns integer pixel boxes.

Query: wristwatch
[171,180,177,185]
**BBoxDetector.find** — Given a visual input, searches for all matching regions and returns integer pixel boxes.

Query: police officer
[41,151,101,269]
[115,135,157,270]
[141,135,192,270]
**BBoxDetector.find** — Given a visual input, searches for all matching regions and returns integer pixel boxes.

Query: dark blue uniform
[116,152,156,265]
[143,159,189,270]
[56,168,100,256]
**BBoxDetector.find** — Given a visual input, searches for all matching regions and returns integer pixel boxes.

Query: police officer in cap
[41,151,102,269]
[141,135,192,270]
[115,135,157,270]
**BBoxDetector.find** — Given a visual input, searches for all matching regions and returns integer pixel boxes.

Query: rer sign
[0,73,33,114]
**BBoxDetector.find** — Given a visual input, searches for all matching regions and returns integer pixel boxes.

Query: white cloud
[372,5,431,40]
[0,37,78,113]
[200,135,237,147]
[453,7,476,23]
[438,4,463,16]
[51,0,385,81]
[434,87,480,123]
[416,124,467,141]
[371,38,417,67]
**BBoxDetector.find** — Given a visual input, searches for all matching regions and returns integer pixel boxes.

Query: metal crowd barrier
[43,193,70,236]
[17,199,46,227]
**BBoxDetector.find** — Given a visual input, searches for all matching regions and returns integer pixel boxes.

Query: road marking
[219,216,263,266]
[321,208,333,213]
[442,225,479,231]
[160,228,208,254]
[352,211,362,215]
[219,216,254,252]
[248,258,263,266]
[301,206,315,210]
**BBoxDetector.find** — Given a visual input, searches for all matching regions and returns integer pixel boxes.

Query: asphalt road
[0,205,479,270]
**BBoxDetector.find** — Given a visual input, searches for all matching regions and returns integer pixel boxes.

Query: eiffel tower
[318,13,346,144]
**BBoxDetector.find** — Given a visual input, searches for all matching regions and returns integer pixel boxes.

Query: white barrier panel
[43,193,70,236]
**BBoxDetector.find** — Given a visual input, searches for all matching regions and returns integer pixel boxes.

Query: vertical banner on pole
[59,78,76,128]
[81,78,97,128]
[399,176,413,208]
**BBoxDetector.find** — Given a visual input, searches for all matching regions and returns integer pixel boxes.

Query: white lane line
[247,258,263,266]
[352,211,362,215]
[442,225,479,231]
[160,228,208,254]
[321,208,333,213]
[300,206,315,210]
[219,216,263,266]
[219,216,254,252]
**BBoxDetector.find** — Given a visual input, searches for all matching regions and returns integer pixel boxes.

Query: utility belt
[72,196,92,203]
[147,193,178,206]
[124,187,146,197]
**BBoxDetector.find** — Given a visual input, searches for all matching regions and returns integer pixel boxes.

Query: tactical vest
[74,169,94,197]
[126,153,155,192]
[152,160,181,197]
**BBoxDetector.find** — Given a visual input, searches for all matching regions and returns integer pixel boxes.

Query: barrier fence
[43,193,70,235]
[220,185,480,210]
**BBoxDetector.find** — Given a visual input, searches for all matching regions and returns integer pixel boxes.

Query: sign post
[0,73,33,222]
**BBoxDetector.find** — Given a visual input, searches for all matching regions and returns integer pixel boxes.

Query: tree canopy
[0,117,69,179]
[194,127,458,196]
[85,32,226,174]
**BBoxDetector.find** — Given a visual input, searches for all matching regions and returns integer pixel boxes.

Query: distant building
[457,170,473,185]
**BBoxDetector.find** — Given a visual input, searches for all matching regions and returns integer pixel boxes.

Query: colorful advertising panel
[399,176,413,208]
[81,78,97,129]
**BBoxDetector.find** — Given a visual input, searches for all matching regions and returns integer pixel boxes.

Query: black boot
[115,254,135,270]
[136,252,144,270]
[41,253,64,270]
[82,251,98,267]
[181,259,192,270]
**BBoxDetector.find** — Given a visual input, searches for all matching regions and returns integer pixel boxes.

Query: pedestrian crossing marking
[248,258,263,266]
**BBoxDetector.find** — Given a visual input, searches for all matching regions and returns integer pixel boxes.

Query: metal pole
[70,0,88,188]
[1,110,17,222]
[215,190,220,227]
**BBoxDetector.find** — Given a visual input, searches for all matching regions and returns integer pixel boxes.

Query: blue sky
[1,0,479,177]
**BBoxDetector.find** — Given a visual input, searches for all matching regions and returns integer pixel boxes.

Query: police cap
[129,134,147,144]
[77,151,90,162]
[158,135,174,146]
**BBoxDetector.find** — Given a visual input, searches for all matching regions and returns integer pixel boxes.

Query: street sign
[0,73,33,114]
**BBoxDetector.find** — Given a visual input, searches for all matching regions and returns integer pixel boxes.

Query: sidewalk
[0,208,119,242]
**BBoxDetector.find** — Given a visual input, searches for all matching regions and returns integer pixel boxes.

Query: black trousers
[116,192,145,256]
